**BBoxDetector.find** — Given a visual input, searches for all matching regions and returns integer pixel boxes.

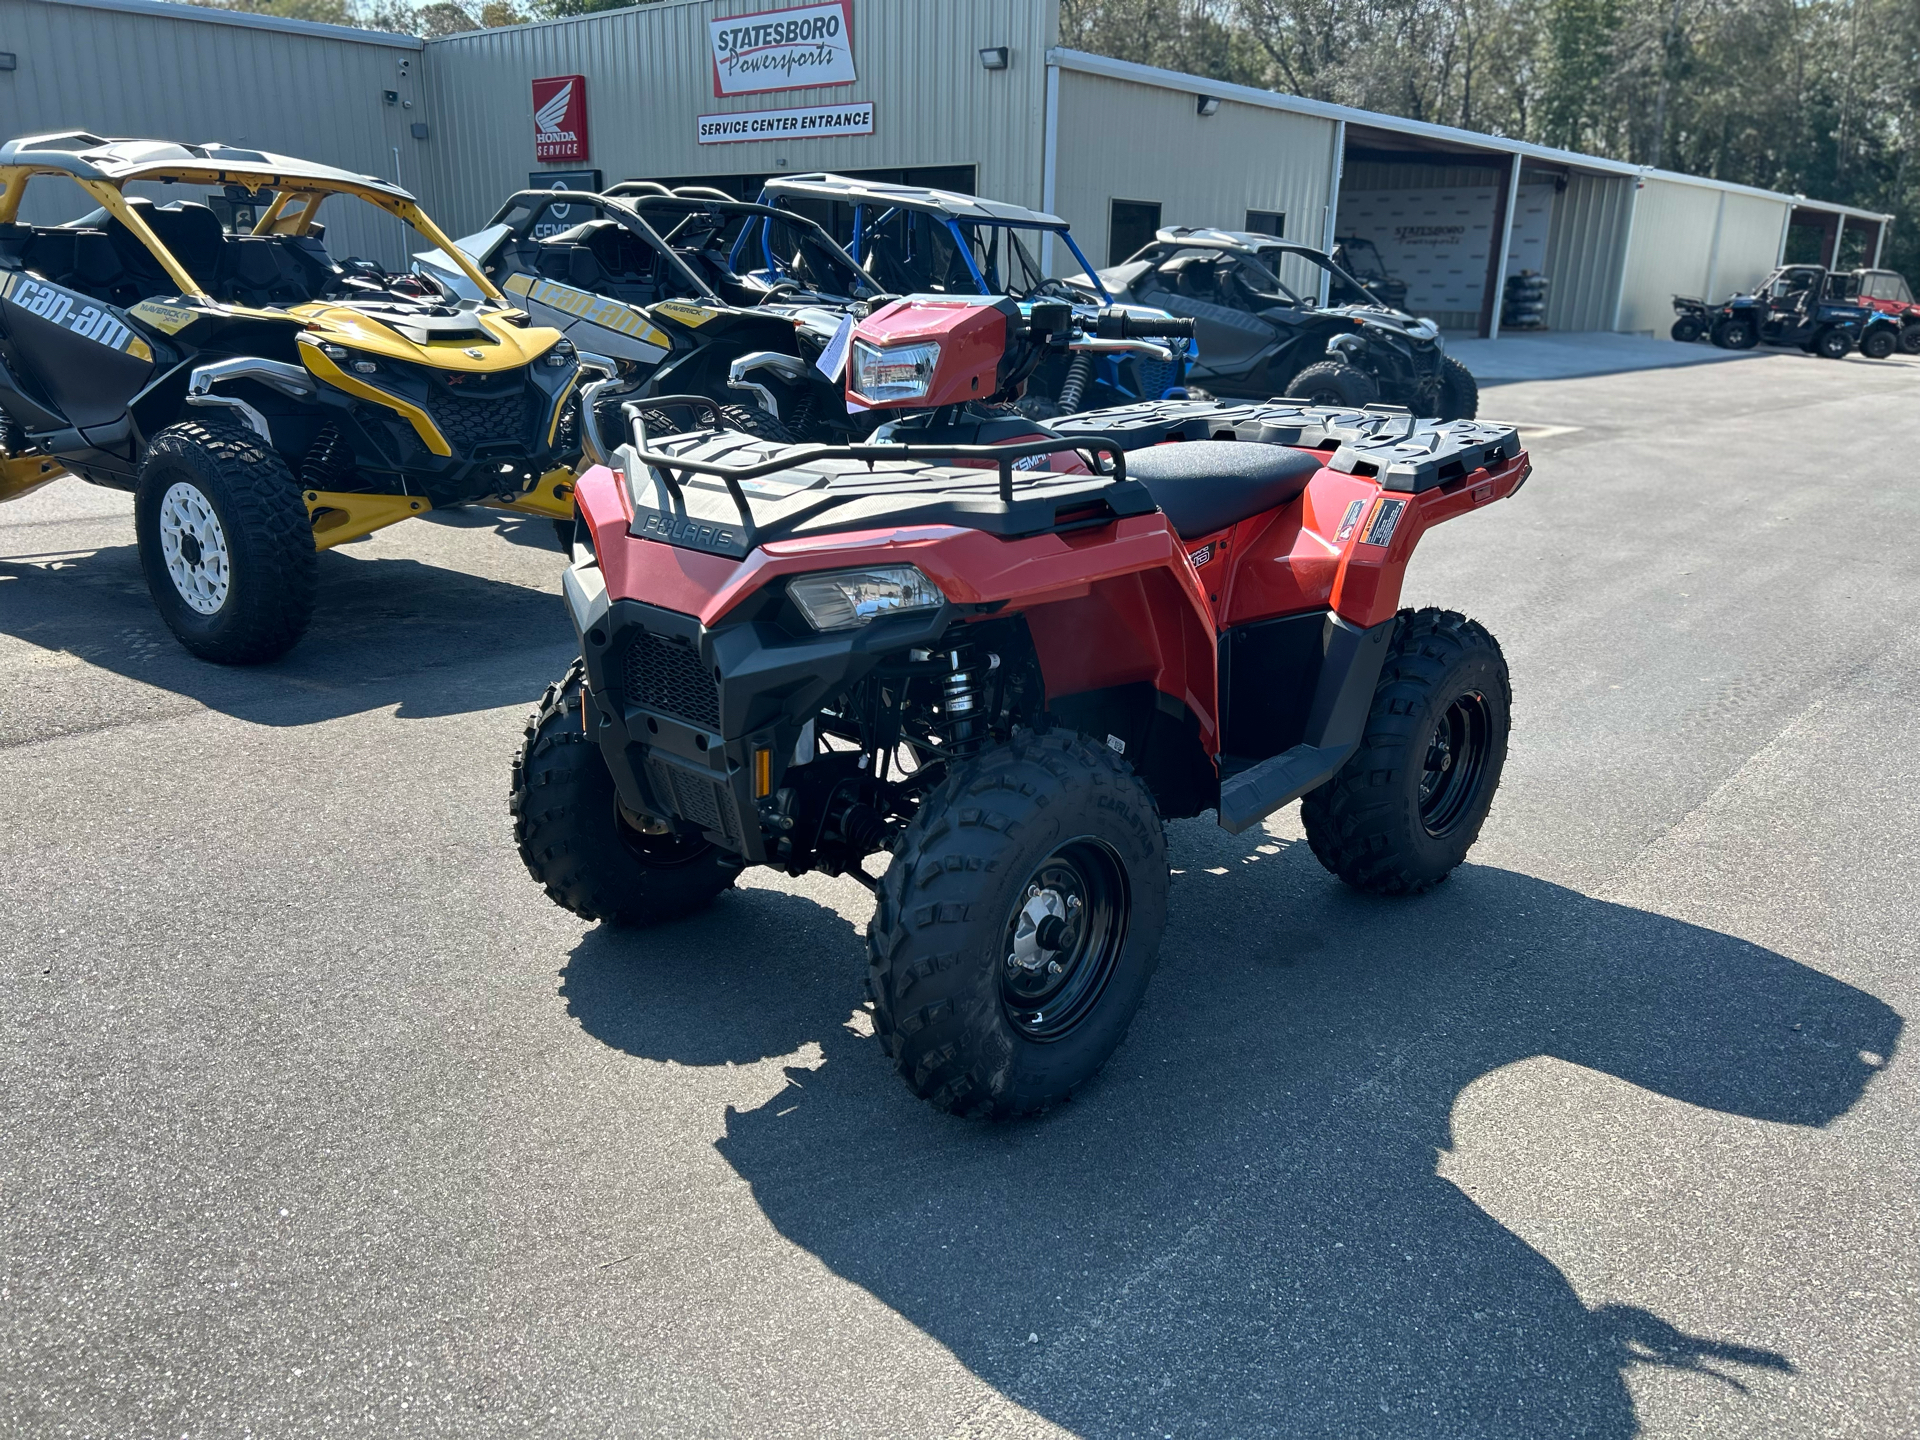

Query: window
[1245,210,1285,238]
[1108,199,1162,266]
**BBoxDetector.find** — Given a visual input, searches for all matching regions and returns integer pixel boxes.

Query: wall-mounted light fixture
[384,89,399,106]
[1196,95,1221,116]
[979,46,1010,70]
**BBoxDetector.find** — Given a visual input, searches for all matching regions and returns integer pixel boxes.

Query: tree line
[1063,0,1918,276]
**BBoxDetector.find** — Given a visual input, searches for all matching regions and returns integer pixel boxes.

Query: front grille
[623,631,721,730]
[427,388,529,456]
[644,757,739,842]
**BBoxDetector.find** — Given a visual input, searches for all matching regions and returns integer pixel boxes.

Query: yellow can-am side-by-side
[0,132,592,663]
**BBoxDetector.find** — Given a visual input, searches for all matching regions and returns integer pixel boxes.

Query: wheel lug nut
[1046,960,1063,975]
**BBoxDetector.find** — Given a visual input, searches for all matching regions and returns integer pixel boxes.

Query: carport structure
[1043,49,1892,338]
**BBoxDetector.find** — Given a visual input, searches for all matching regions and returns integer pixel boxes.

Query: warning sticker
[1334,498,1366,543]
[1361,497,1407,548]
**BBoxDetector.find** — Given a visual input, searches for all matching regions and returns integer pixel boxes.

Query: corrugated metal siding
[1054,69,1335,291]
[1617,176,1725,331]
[1541,171,1632,331]
[416,0,1056,236]
[1708,191,1789,299]
[0,0,424,267]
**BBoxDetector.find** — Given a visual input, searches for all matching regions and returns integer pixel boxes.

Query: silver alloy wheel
[157,480,231,615]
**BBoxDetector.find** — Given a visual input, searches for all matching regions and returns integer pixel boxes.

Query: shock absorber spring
[937,647,999,756]
[1056,353,1094,413]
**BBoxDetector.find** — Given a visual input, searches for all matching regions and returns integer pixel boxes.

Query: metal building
[0,0,1892,338]
[0,0,427,266]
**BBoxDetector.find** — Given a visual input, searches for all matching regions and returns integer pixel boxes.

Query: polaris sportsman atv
[757,173,1194,416]
[414,184,887,449]
[512,289,1528,1120]
[0,132,584,663]
[1093,227,1478,419]
[1672,264,1891,358]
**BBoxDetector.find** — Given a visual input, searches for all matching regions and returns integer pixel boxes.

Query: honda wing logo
[531,75,589,162]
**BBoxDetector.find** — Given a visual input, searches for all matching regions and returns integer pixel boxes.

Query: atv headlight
[850,339,940,401]
[787,566,945,631]
[545,338,577,368]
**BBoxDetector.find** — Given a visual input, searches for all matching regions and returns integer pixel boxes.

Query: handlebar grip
[1094,307,1195,340]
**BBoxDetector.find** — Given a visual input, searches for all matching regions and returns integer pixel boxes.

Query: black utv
[1092,227,1477,419]
[1672,264,1894,358]
[415,184,892,454]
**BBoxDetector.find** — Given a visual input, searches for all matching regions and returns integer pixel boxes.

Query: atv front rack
[618,395,1130,549]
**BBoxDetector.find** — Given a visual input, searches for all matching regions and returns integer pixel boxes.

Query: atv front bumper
[563,558,954,863]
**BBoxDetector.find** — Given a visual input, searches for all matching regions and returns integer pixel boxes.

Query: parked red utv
[512,295,1529,1119]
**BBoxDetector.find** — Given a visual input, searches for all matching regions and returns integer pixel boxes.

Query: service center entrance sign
[709,1,855,97]
[697,100,874,145]
[532,75,589,163]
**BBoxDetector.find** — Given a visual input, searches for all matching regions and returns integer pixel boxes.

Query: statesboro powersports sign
[709,1,855,97]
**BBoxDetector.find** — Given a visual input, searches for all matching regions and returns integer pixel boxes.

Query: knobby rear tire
[1300,608,1510,896]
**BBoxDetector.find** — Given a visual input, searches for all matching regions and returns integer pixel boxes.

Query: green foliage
[1065,0,1920,275]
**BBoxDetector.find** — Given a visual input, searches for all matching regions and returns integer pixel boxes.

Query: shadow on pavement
[559,826,1899,1439]
[0,538,575,725]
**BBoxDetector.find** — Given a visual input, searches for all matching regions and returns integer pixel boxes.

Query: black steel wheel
[1418,689,1496,839]
[1898,322,1920,355]
[868,730,1169,1119]
[999,839,1131,1041]
[1813,327,1852,359]
[1670,316,1704,343]
[1861,326,1897,360]
[1301,608,1510,895]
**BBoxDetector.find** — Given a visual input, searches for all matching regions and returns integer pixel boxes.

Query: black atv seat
[1124,440,1321,539]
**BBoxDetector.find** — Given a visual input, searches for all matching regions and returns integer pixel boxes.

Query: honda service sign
[532,75,588,163]
[709,1,855,97]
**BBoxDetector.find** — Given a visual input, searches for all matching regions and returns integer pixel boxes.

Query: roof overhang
[1048,48,1893,225]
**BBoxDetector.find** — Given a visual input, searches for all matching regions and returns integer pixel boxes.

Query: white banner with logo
[709,1,856,97]
[697,100,875,145]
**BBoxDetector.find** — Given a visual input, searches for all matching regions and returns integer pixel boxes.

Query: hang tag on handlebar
[816,313,854,381]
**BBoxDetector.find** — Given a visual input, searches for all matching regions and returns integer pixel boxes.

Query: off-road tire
[1813,327,1852,360]
[1860,327,1897,360]
[867,730,1170,1119]
[1435,355,1479,420]
[1711,317,1757,350]
[1670,316,1704,343]
[1286,360,1379,408]
[134,420,316,664]
[1898,322,1920,355]
[1300,608,1510,896]
[511,660,737,925]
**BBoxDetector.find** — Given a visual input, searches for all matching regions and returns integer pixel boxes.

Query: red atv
[512,295,1530,1118]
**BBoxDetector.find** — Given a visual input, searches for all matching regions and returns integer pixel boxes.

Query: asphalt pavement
[2,345,1915,1439]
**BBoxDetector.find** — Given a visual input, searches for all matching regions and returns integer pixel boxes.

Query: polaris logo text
[641,513,738,551]
[709,1,855,97]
